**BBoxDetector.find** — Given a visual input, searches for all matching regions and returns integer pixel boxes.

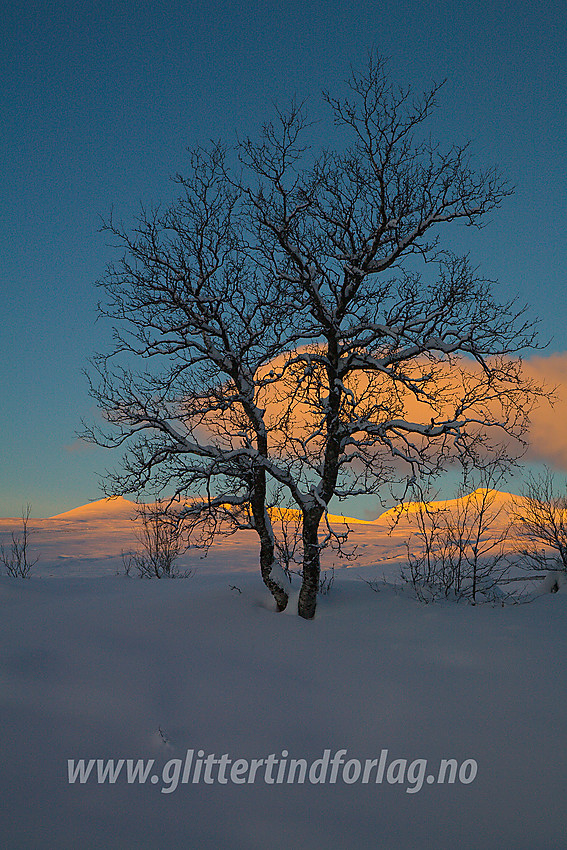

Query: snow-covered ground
[1,498,566,848]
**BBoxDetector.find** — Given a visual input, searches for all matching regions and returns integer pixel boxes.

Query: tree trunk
[250,466,289,612]
[298,511,322,619]
[260,535,289,612]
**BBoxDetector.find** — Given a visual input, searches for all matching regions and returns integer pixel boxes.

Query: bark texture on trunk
[251,464,289,612]
[297,346,342,620]
[298,511,322,619]
[260,539,289,611]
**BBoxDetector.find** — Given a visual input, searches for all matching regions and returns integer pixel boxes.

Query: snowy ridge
[49,496,138,520]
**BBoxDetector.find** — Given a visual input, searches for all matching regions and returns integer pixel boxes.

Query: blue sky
[1,0,566,517]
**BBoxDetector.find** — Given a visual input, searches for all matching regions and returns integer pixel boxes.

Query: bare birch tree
[86,54,546,618]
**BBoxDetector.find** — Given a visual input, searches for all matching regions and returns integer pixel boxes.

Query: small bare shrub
[358,576,382,593]
[401,474,511,604]
[512,469,567,585]
[318,567,335,595]
[122,501,192,579]
[1,505,39,578]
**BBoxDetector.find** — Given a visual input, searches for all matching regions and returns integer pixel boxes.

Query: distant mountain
[45,489,523,525]
[376,488,521,524]
[49,496,137,521]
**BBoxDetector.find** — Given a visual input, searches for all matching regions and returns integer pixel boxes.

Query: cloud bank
[522,353,567,470]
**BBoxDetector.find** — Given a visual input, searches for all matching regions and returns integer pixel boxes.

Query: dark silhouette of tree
[85,54,546,617]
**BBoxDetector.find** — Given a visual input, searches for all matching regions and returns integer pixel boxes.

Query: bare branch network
[511,469,567,586]
[83,54,548,618]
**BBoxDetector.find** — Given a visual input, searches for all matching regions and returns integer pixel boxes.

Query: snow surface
[1,497,566,848]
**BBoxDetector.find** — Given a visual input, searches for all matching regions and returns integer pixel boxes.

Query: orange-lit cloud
[183,349,567,472]
[521,353,567,470]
